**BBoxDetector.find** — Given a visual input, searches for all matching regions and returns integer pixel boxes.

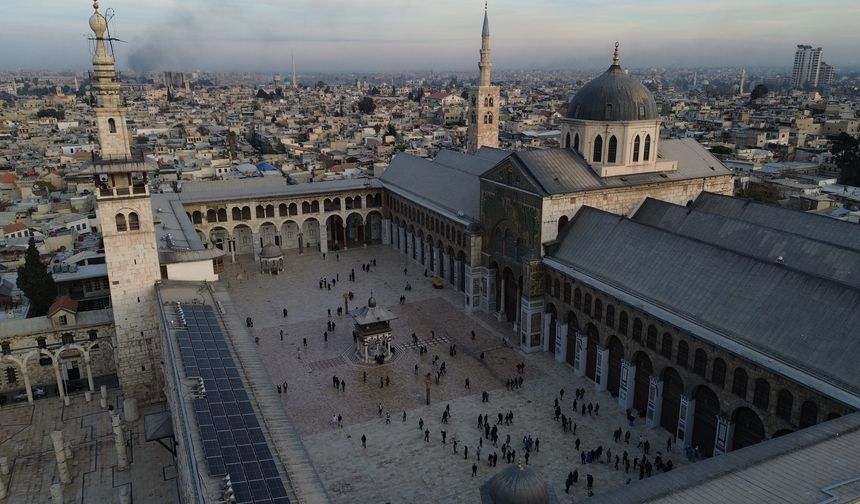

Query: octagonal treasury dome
[259,243,283,259]
[566,44,658,122]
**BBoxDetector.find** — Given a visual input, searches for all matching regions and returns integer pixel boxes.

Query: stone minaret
[87,1,163,404]
[466,3,500,153]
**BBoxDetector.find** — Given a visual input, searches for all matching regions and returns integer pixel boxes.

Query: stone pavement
[223,245,693,503]
[0,388,178,504]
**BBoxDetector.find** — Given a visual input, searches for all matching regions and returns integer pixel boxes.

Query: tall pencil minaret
[292,53,297,89]
[466,2,500,153]
[86,0,163,404]
[739,68,746,96]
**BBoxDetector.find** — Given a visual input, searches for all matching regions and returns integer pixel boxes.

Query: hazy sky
[2,0,858,73]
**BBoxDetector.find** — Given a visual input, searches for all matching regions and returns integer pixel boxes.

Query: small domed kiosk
[480,462,559,504]
[259,243,284,274]
[351,295,398,364]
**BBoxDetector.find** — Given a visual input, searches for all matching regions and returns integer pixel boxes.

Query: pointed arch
[573,133,580,152]
[565,132,571,149]
[108,118,116,133]
[128,212,140,231]
[115,213,127,232]
[643,134,652,161]
[633,135,641,162]
[607,135,618,163]
[592,135,603,162]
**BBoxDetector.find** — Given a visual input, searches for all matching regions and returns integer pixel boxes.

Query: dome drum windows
[593,135,603,163]
[607,135,618,163]
[643,134,652,161]
[633,135,641,162]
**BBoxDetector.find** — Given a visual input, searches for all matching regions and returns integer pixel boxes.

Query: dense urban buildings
[0,1,858,503]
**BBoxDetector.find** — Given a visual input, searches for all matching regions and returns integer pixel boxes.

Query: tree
[709,145,733,156]
[37,108,64,120]
[386,124,397,137]
[17,237,57,317]
[197,125,209,136]
[357,96,376,114]
[256,89,271,100]
[226,131,237,160]
[831,132,860,186]
[134,134,150,145]
[750,84,769,101]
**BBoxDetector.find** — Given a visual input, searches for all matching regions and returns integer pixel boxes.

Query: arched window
[565,132,571,149]
[643,134,651,161]
[583,294,592,316]
[592,135,603,162]
[776,389,793,421]
[732,368,748,399]
[484,97,489,107]
[108,118,116,133]
[676,340,689,367]
[241,206,251,220]
[256,205,265,219]
[489,97,494,107]
[488,112,493,124]
[607,135,618,163]
[646,325,657,349]
[265,205,275,218]
[128,212,140,231]
[573,288,581,310]
[753,378,770,410]
[799,401,818,428]
[206,209,217,223]
[632,318,643,342]
[693,349,707,376]
[289,203,298,216]
[711,358,726,388]
[593,299,602,322]
[217,209,227,222]
[606,304,615,328]
[552,279,560,298]
[573,133,580,152]
[115,213,127,232]
[660,333,672,358]
[562,283,571,303]
[278,204,288,217]
[633,135,641,162]
[192,211,202,224]
[618,311,628,335]
[232,208,241,221]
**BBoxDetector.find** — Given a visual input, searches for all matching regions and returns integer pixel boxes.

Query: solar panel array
[175,303,290,504]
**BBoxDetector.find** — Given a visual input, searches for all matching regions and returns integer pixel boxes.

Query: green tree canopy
[750,84,769,101]
[357,96,376,114]
[17,237,57,318]
[832,132,860,186]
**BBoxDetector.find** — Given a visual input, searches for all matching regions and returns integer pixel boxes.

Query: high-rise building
[792,44,823,89]
[819,62,835,89]
[83,1,163,403]
[466,4,499,153]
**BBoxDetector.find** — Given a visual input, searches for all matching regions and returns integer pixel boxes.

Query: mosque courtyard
[225,245,693,503]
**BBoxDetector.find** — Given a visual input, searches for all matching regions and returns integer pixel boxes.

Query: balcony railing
[98,185,150,199]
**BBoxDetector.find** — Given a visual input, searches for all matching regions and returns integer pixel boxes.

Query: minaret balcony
[98,185,149,199]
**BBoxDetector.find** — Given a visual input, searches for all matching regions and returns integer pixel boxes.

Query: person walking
[424,429,430,442]
[385,412,391,424]
[361,434,366,448]
[441,430,447,444]
[279,329,283,341]
[472,463,478,477]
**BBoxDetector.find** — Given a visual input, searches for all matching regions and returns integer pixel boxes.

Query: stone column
[497,276,506,321]
[646,376,663,429]
[594,345,609,392]
[432,247,440,276]
[714,415,734,456]
[0,457,8,475]
[485,269,497,313]
[84,356,95,393]
[676,395,695,448]
[420,240,425,266]
[518,297,544,352]
[513,285,522,334]
[21,366,33,404]
[112,414,129,471]
[99,385,108,409]
[463,265,479,312]
[399,227,406,254]
[555,323,568,363]
[50,484,62,504]
[573,332,586,377]
[319,223,328,254]
[52,360,65,401]
[251,230,262,259]
[51,431,71,484]
[381,218,391,245]
[405,231,412,257]
[123,398,139,422]
[618,360,634,410]
[229,239,236,263]
[342,224,348,250]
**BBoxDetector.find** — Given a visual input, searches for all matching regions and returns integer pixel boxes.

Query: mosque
[14,2,855,503]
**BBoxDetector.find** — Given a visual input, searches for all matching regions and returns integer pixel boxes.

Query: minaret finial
[93,0,99,12]
[612,41,620,66]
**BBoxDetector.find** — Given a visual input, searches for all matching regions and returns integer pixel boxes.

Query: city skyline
[2,0,859,73]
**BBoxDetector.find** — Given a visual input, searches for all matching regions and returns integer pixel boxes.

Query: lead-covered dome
[566,43,658,122]
[480,464,558,504]
[259,243,282,259]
